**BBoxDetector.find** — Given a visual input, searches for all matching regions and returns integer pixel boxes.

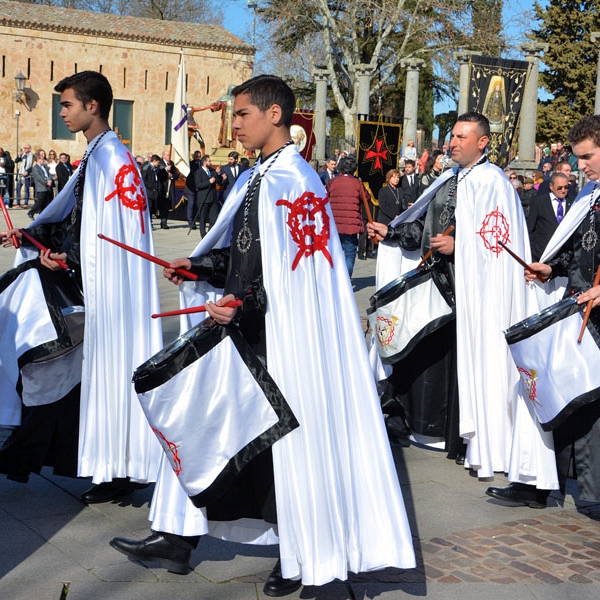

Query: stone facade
[0,0,254,162]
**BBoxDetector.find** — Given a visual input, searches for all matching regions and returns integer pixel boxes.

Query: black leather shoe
[455,452,466,465]
[485,482,550,508]
[263,560,302,597]
[81,480,149,504]
[358,252,367,260]
[110,532,191,574]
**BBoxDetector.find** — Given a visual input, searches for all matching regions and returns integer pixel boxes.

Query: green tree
[470,0,505,57]
[529,0,600,144]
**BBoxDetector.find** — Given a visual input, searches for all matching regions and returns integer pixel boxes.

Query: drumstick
[19,229,70,270]
[498,241,547,283]
[578,264,600,343]
[98,234,198,281]
[152,299,242,319]
[359,179,378,247]
[417,225,454,268]
[0,202,20,248]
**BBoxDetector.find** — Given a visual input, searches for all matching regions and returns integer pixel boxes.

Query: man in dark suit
[56,153,73,192]
[158,150,179,230]
[319,158,338,186]
[400,159,420,209]
[193,154,218,235]
[142,155,168,229]
[219,151,246,202]
[536,161,577,202]
[527,172,571,261]
[186,150,202,228]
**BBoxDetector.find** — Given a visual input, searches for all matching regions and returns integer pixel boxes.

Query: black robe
[383,177,463,455]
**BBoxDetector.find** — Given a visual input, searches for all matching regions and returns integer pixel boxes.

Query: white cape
[13,131,163,483]
[148,144,415,585]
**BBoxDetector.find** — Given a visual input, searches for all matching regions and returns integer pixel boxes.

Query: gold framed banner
[468,55,529,167]
[357,116,402,199]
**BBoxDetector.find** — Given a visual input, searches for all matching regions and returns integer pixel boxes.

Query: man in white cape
[110,74,415,596]
[488,115,600,506]
[369,113,554,483]
[0,71,162,500]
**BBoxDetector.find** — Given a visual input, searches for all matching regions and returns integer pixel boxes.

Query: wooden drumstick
[578,264,600,343]
[417,225,454,268]
[152,299,242,319]
[498,241,548,283]
[358,179,378,246]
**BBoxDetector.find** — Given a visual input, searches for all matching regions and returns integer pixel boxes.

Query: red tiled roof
[0,0,254,54]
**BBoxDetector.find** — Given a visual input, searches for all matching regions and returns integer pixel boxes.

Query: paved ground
[2,208,600,599]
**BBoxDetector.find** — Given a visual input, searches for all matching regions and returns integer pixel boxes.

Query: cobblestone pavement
[420,511,600,585]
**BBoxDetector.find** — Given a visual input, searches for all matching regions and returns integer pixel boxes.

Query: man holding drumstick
[489,115,600,507]
[0,71,162,502]
[110,74,415,597]
[368,113,546,487]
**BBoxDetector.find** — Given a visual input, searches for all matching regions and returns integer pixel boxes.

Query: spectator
[326,157,364,276]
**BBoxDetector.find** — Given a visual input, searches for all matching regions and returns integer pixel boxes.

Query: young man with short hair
[110,74,415,596]
[0,71,162,501]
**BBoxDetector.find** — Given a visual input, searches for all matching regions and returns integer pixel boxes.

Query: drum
[0,260,84,408]
[505,296,600,431]
[367,265,455,364]
[133,319,299,508]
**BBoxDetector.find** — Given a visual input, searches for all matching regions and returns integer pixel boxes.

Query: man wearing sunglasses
[527,172,572,261]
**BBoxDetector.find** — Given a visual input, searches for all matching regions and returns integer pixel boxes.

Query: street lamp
[14,71,27,104]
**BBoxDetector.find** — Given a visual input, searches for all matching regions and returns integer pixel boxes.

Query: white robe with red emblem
[12,131,163,483]
[147,143,415,585]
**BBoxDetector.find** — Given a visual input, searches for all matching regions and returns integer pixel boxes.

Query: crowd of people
[4,67,600,598]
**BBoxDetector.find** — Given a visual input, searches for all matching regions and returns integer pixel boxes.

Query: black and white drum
[133,319,299,508]
[505,296,600,431]
[0,259,84,408]
[367,265,455,364]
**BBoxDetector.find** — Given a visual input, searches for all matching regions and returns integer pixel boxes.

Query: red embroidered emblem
[376,315,398,348]
[276,191,333,270]
[477,206,510,255]
[517,366,541,407]
[152,428,182,476]
[364,138,389,171]
[105,153,148,234]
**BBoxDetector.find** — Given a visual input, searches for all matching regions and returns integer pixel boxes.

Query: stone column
[454,51,473,116]
[400,58,425,154]
[591,32,600,115]
[355,63,374,117]
[516,42,548,170]
[313,66,329,165]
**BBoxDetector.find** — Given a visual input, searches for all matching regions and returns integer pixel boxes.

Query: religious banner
[292,110,316,162]
[357,116,402,200]
[467,55,529,167]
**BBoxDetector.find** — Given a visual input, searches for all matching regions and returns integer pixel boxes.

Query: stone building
[0,0,254,162]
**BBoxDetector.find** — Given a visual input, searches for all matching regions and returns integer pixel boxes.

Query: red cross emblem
[364,138,389,171]
[105,153,148,234]
[477,206,510,255]
[152,428,182,476]
[276,191,333,270]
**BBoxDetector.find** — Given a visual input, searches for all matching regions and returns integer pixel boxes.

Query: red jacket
[326,174,364,235]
